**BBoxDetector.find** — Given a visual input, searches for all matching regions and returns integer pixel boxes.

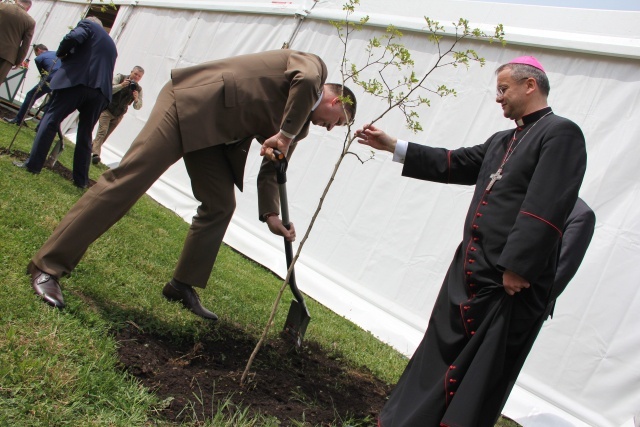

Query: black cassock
[379,107,588,427]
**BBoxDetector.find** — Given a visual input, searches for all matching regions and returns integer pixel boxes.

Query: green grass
[0,120,519,426]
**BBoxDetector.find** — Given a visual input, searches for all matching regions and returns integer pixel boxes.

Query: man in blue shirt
[3,44,61,125]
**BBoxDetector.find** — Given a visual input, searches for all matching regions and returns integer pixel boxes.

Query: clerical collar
[311,91,323,111]
[515,106,552,127]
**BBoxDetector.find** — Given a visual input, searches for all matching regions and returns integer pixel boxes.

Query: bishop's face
[496,69,530,121]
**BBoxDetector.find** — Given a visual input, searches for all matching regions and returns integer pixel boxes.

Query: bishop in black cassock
[356,56,589,427]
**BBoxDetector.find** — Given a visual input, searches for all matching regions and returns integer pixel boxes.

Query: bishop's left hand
[502,270,530,296]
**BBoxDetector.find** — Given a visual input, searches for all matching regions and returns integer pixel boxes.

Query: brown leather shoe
[31,268,65,308]
[162,281,218,321]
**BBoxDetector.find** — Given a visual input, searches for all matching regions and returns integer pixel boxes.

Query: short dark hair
[132,66,145,74]
[496,63,550,96]
[325,83,357,123]
[33,44,48,51]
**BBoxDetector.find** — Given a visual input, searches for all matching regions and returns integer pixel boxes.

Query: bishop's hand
[355,124,397,153]
[502,270,530,296]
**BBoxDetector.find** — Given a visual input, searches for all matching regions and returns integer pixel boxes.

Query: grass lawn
[0,119,519,426]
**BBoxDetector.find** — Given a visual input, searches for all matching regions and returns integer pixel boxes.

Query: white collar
[311,91,323,111]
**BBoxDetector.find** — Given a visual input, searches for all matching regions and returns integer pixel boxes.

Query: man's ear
[330,96,341,106]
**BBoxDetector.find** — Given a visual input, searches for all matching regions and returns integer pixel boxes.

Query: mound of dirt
[116,322,391,425]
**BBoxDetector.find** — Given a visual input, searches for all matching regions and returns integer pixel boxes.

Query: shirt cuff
[393,139,408,163]
[279,129,296,140]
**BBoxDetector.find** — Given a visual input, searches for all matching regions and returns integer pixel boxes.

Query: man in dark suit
[17,16,117,188]
[545,197,596,318]
[0,0,35,84]
[3,44,61,125]
[27,49,356,321]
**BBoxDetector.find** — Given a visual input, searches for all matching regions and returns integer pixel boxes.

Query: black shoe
[162,281,218,321]
[91,155,100,165]
[73,182,88,189]
[30,267,65,308]
[2,117,17,124]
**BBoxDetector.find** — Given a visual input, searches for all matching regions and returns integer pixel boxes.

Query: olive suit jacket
[0,3,35,82]
[171,49,328,216]
[29,50,329,286]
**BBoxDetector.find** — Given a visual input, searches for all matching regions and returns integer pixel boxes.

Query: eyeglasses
[496,77,529,98]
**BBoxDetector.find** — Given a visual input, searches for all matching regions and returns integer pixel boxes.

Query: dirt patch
[1,147,97,187]
[116,322,391,425]
[1,147,97,188]
[0,143,391,424]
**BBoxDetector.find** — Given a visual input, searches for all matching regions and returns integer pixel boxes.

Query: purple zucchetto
[509,56,545,72]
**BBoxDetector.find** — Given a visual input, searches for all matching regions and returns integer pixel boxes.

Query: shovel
[273,151,311,347]
[45,132,64,168]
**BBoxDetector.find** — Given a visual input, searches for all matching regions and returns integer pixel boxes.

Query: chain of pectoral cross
[485,111,552,191]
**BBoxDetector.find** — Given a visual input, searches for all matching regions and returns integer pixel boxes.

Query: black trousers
[25,85,108,187]
[14,83,51,123]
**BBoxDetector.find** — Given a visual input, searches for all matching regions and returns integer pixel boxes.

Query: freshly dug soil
[116,322,391,425]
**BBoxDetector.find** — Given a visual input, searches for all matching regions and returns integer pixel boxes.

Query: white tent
[16,1,640,425]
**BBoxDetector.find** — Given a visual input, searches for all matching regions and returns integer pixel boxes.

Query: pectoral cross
[486,168,502,191]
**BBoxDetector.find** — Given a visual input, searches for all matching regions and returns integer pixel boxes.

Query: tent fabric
[18,1,640,426]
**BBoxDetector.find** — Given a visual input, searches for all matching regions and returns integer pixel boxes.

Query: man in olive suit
[0,0,35,84]
[27,49,356,321]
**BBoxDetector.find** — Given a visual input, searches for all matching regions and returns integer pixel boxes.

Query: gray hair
[85,16,103,27]
[132,66,145,74]
[496,63,550,96]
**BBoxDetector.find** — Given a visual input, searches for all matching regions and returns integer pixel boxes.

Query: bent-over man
[3,44,61,125]
[27,49,356,323]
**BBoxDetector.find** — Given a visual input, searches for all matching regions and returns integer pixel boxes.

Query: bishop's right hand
[355,124,397,153]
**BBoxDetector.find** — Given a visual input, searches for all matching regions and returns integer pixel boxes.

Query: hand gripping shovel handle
[273,150,310,346]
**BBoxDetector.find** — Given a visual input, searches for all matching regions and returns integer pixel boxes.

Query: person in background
[0,0,35,84]
[3,44,61,125]
[544,197,595,320]
[15,16,117,189]
[356,55,587,427]
[91,66,145,165]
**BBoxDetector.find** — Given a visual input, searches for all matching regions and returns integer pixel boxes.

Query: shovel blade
[282,299,311,347]
[45,139,64,168]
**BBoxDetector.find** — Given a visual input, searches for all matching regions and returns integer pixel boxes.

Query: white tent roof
[20,1,640,426]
